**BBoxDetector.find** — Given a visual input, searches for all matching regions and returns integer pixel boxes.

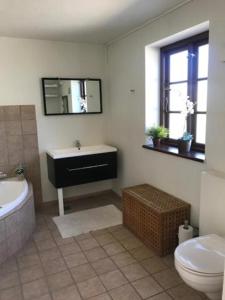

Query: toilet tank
[200,170,225,236]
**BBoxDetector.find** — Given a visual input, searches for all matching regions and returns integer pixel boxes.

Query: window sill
[142,144,205,163]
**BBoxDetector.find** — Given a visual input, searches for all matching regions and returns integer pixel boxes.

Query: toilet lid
[175,234,225,274]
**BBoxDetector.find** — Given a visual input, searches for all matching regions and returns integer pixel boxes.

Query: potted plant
[178,97,195,153]
[178,132,193,153]
[146,126,169,147]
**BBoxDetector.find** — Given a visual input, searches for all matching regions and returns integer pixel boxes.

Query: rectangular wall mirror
[42,78,102,115]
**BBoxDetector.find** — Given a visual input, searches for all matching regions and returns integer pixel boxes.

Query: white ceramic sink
[47,144,117,159]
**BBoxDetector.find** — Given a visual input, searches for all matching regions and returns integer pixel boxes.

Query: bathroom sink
[47,144,117,159]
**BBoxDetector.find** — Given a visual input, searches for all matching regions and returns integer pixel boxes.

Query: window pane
[197,80,208,111]
[196,114,206,144]
[169,113,184,139]
[170,50,188,82]
[169,83,188,111]
[198,44,209,78]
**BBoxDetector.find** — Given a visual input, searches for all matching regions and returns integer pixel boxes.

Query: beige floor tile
[47,270,73,292]
[0,286,23,300]
[94,233,117,246]
[42,257,67,275]
[99,269,128,290]
[17,240,37,256]
[132,276,163,299]
[85,247,108,262]
[91,229,109,237]
[0,257,18,273]
[109,283,141,300]
[64,252,88,268]
[103,242,125,256]
[129,246,155,261]
[91,257,117,275]
[39,247,61,263]
[22,278,48,300]
[0,271,20,290]
[88,293,112,300]
[141,257,168,274]
[78,237,99,251]
[77,276,106,299]
[17,253,41,269]
[35,237,56,252]
[162,255,174,269]
[111,228,135,241]
[59,242,81,256]
[120,263,148,282]
[17,241,37,257]
[70,263,96,283]
[153,269,182,289]
[33,230,52,242]
[19,264,44,283]
[75,232,92,241]
[111,251,136,268]
[107,225,124,233]
[147,292,172,299]
[167,283,202,299]
[36,294,52,300]
[52,284,81,300]
[120,237,144,250]
[54,235,75,246]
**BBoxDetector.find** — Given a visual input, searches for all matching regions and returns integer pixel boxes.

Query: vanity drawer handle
[66,164,109,172]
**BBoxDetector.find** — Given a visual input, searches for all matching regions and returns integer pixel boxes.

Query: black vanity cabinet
[47,151,117,188]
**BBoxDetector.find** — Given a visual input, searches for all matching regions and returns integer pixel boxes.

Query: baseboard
[38,189,120,211]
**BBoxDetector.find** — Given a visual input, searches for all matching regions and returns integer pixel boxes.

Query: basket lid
[124,184,189,213]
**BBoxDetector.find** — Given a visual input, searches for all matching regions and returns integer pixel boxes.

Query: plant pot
[178,139,192,153]
[152,138,161,147]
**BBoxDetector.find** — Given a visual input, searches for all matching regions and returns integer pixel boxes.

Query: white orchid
[180,97,195,119]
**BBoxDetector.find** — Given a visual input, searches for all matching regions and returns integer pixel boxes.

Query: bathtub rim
[0,177,30,220]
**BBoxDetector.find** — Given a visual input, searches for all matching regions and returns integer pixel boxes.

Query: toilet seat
[175,234,225,275]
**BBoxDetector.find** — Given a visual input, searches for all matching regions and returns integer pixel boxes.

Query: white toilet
[175,234,225,300]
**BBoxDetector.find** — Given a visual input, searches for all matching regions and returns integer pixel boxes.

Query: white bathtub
[0,178,28,218]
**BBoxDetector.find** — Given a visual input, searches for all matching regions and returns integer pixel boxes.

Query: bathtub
[0,178,29,218]
[0,178,35,264]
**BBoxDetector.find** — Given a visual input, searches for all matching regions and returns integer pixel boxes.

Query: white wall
[107,0,225,226]
[0,37,112,202]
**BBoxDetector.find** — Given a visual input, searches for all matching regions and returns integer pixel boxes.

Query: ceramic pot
[153,138,161,147]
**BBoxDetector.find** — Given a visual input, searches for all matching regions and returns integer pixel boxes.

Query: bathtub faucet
[0,171,7,180]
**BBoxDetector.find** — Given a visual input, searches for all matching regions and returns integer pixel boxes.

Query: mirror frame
[42,77,103,116]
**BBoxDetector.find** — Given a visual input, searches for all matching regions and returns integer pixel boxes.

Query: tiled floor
[0,192,208,300]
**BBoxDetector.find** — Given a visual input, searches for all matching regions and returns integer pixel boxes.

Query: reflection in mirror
[42,78,102,115]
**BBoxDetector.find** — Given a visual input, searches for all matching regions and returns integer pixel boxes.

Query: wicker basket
[123,184,190,256]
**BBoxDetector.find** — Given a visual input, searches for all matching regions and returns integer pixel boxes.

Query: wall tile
[5,121,22,136]
[23,135,38,149]
[0,106,5,121]
[21,105,36,120]
[7,135,24,165]
[4,106,21,121]
[0,105,42,206]
[22,120,37,135]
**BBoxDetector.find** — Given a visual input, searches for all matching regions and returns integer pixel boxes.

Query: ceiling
[0,0,189,44]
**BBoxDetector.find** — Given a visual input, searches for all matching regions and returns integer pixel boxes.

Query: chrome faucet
[0,171,7,180]
[74,140,81,150]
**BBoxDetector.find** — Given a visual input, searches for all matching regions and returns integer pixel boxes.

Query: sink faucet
[0,171,7,180]
[74,140,81,150]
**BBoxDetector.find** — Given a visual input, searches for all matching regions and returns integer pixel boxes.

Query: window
[160,32,209,151]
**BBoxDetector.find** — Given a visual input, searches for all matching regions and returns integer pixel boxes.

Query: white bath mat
[53,205,122,238]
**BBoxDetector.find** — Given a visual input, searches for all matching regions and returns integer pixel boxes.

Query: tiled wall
[0,105,42,206]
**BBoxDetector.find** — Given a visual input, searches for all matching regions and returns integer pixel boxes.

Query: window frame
[160,31,209,152]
